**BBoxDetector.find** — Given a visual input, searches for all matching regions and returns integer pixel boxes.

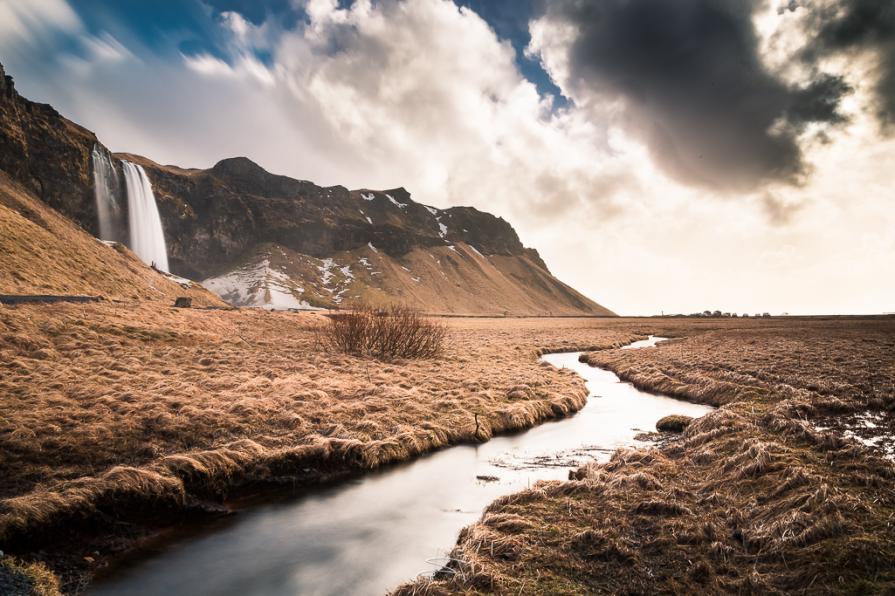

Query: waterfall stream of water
[90,146,122,242]
[122,161,169,272]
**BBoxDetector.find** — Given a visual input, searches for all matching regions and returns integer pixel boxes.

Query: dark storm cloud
[800,0,895,126]
[786,73,851,126]
[537,0,850,192]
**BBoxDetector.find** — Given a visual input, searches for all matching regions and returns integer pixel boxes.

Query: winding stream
[89,337,713,596]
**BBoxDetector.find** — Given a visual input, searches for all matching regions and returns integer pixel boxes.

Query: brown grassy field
[0,304,652,592]
[398,317,895,595]
[2,310,893,593]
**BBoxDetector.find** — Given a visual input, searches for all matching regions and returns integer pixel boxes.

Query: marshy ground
[1,307,893,594]
[399,317,895,595]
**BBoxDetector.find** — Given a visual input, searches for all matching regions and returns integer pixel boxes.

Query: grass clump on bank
[0,556,60,596]
[321,304,446,360]
[655,414,693,432]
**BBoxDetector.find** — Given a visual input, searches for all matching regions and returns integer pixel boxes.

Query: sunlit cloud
[0,0,892,314]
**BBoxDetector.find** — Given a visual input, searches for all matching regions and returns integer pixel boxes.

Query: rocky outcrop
[0,62,102,235]
[126,153,542,279]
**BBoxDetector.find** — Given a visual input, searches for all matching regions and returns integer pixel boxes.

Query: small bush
[321,304,446,360]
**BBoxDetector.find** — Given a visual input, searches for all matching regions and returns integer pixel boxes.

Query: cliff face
[0,61,615,315]
[0,63,101,234]
[126,154,541,276]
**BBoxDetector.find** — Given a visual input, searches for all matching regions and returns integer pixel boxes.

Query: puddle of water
[620,335,668,350]
[816,411,895,461]
[88,337,713,596]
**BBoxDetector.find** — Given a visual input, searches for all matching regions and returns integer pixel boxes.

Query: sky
[1,0,893,315]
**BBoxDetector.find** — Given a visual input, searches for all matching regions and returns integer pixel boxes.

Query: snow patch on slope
[202,257,319,310]
[161,270,195,289]
[318,258,336,288]
[386,193,407,209]
[426,206,448,240]
[316,258,356,304]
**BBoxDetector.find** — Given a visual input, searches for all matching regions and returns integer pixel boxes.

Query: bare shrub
[321,304,446,360]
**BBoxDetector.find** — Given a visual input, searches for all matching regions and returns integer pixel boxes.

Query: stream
[88,336,713,596]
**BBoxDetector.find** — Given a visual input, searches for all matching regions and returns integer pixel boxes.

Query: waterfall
[122,161,169,272]
[91,145,121,242]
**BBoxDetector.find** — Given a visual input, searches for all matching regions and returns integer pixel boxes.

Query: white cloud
[270,0,630,218]
[0,0,81,46]
[2,0,893,315]
[183,12,277,86]
[82,32,133,64]
[183,53,237,77]
[0,0,136,79]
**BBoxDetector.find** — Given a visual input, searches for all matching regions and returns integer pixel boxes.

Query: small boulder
[174,297,192,308]
[656,415,693,433]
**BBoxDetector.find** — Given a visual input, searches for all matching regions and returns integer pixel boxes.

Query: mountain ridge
[0,61,615,316]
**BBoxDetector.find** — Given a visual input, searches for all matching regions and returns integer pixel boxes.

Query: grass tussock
[320,304,446,360]
[0,556,61,596]
[655,414,692,432]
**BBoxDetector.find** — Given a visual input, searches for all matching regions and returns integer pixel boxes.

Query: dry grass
[3,309,893,593]
[585,317,895,410]
[396,316,895,595]
[655,414,693,432]
[0,556,61,596]
[0,303,650,591]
